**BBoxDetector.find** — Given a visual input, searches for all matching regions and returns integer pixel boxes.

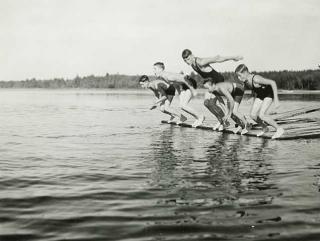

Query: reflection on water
[0,90,319,241]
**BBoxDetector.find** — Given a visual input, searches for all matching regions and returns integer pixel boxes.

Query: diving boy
[139,75,187,124]
[181,49,242,130]
[153,62,205,127]
[205,81,248,134]
[235,64,285,139]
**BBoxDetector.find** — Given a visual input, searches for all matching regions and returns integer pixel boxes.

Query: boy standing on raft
[181,49,243,130]
[235,64,284,139]
[153,62,205,127]
[205,81,249,134]
[139,75,187,124]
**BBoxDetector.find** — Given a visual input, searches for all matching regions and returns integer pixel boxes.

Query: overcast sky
[1,0,319,80]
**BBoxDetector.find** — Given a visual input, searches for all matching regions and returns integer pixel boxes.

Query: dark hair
[153,62,165,70]
[139,75,149,82]
[235,64,249,73]
[182,49,192,59]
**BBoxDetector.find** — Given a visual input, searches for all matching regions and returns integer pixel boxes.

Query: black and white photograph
[1,0,320,240]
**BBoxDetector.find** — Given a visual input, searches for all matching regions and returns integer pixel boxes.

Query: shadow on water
[140,127,286,240]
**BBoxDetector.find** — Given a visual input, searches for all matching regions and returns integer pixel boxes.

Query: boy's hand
[150,105,157,110]
[234,56,243,61]
[274,99,280,109]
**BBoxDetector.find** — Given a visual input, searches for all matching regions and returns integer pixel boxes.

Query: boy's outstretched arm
[163,72,191,85]
[150,87,168,109]
[197,55,243,66]
[151,96,167,109]
[254,75,280,108]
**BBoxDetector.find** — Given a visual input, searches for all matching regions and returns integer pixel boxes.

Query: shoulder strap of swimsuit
[194,57,214,73]
[193,58,201,72]
[194,57,198,66]
[251,74,256,89]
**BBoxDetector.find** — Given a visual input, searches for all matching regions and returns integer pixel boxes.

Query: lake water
[0,89,320,241]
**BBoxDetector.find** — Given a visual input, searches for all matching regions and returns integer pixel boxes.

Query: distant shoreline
[0,88,320,95]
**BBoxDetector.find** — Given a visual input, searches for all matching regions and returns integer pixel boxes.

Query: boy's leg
[258,98,279,128]
[204,92,225,129]
[250,98,269,136]
[214,94,228,114]
[180,90,203,120]
[231,101,248,133]
[159,101,174,120]
[250,98,263,125]
[258,98,284,138]
[163,96,187,123]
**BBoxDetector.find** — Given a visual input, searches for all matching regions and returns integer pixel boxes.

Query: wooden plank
[285,128,320,133]
[161,120,274,139]
[279,132,320,140]
[272,106,311,118]
[249,117,317,129]
[278,118,317,125]
[283,123,320,130]
[284,128,320,134]
[286,131,320,137]
[161,120,320,140]
[283,121,320,128]
[274,106,320,120]
[286,128,320,134]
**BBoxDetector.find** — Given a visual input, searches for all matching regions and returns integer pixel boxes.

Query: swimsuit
[191,58,224,84]
[181,83,190,91]
[164,84,176,96]
[231,82,245,103]
[184,76,197,89]
[251,75,274,100]
[157,82,176,96]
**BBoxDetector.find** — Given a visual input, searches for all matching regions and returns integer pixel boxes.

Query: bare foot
[271,128,285,139]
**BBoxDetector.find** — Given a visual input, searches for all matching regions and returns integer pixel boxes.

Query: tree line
[0,69,319,90]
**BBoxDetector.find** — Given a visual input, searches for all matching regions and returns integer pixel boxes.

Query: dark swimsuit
[184,76,197,89]
[180,76,197,91]
[231,82,245,103]
[165,84,176,96]
[157,82,176,96]
[251,75,274,100]
[181,83,190,91]
[191,58,224,84]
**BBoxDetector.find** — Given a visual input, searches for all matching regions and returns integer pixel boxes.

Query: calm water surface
[0,89,320,241]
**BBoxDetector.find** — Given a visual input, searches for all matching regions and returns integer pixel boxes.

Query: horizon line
[2,67,320,82]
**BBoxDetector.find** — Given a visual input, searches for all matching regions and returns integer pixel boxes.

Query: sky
[1,0,319,80]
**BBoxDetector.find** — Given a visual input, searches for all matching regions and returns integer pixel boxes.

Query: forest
[0,69,319,90]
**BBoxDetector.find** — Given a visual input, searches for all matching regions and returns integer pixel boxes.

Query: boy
[153,62,205,127]
[235,64,284,139]
[205,81,248,134]
[181,49,242,130]
[139,75,187,124]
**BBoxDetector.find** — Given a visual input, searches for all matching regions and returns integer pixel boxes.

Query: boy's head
[182,49,195,65]
[153,62,165,76]
[235,64,249,82]
[139,75,150,88]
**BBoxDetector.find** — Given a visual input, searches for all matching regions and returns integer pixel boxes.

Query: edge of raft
[161,120,320,140]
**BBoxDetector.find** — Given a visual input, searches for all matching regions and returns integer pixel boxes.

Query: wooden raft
[161,106,320,140]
